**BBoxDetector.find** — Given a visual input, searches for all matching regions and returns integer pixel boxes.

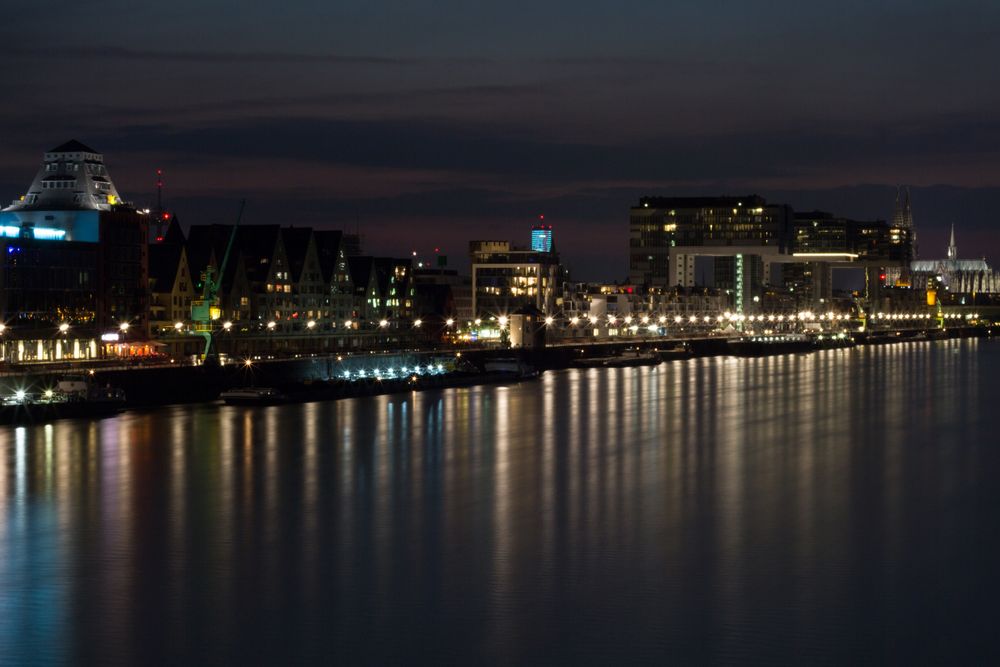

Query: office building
[470,240,562,317]
[628,195,792,287]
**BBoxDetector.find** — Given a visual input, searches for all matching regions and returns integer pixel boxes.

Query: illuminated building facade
[628,195,792,287]
[149,220,195,333]
[910,225,1000,294]
[470,240,562,317]
[181,223,413,334]
[0,140,149,344]
[531,225,553,253]
[314,231,356,325]
[0,239,97,327]
[559,282,728,338]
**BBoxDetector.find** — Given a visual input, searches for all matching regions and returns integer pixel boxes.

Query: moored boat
[728,333,813,357]
[656,345,692,361]
[219,387,288,405]
[811,333,856,350]
[482,358,540,379]
[575,350,660,368]
[0,376,126,424]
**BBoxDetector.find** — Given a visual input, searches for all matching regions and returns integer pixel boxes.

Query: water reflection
[0,339,997,664]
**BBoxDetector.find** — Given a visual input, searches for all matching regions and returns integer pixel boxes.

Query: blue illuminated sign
[0,225,66,240]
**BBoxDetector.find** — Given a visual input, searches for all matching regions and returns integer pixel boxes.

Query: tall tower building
[531,224,553,252]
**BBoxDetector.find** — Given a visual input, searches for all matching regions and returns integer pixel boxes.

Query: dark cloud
[6,46,413,66]
[71,112,1000,186]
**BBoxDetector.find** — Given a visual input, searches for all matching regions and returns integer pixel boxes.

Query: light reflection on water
[0,339,998,664]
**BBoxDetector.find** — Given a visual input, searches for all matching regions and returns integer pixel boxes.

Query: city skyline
[3,1,1000,279]
[2,5,1000,663]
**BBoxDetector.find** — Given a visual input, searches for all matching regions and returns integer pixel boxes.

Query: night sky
[3,0,999,280]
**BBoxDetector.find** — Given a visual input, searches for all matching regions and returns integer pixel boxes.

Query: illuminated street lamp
[379,319,389,328]
[414,319,422,328]
[267,321,276,330]
[174,321,184,331]
[306,320,316,329]
[445,318,454,327]
[498,316,508,328]
[58,322,69,334]
[119,321,130,355]
[223,321,233,331]
[544,316,554,326]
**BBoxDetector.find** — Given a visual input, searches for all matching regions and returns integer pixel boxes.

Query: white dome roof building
[1,140,128,242]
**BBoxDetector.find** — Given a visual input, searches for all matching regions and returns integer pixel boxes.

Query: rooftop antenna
[156,168,163,212]
[153,168,170,242]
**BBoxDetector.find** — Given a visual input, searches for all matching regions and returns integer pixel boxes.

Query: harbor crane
[190,199,245,362]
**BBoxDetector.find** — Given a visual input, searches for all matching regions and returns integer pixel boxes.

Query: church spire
[892,185,903,227]
[901,186,913,228]
[947,223,957,261]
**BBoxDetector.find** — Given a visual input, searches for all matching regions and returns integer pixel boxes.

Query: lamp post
[119,321,130,358]
[57,323,69,361]
[266,320,276,358]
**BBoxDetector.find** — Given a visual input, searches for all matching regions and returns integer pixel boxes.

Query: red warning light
[879,273,886,281]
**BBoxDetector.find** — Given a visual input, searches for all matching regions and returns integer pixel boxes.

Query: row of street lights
[161,309,983,337]
[170,318,426,334]
[0,321,133,337]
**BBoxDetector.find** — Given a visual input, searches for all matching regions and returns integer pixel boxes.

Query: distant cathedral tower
[891,185,917,263]
[892,186,913,229]
[947,223,958,261]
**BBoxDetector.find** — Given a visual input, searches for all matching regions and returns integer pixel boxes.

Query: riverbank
[0,325,989,410]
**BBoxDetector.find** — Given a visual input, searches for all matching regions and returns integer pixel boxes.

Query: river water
[1,339,998,665]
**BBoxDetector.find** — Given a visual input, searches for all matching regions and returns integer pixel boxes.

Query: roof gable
[49,139,98,154]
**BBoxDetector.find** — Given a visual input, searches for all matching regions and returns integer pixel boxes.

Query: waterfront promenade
[0,323,988,408]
